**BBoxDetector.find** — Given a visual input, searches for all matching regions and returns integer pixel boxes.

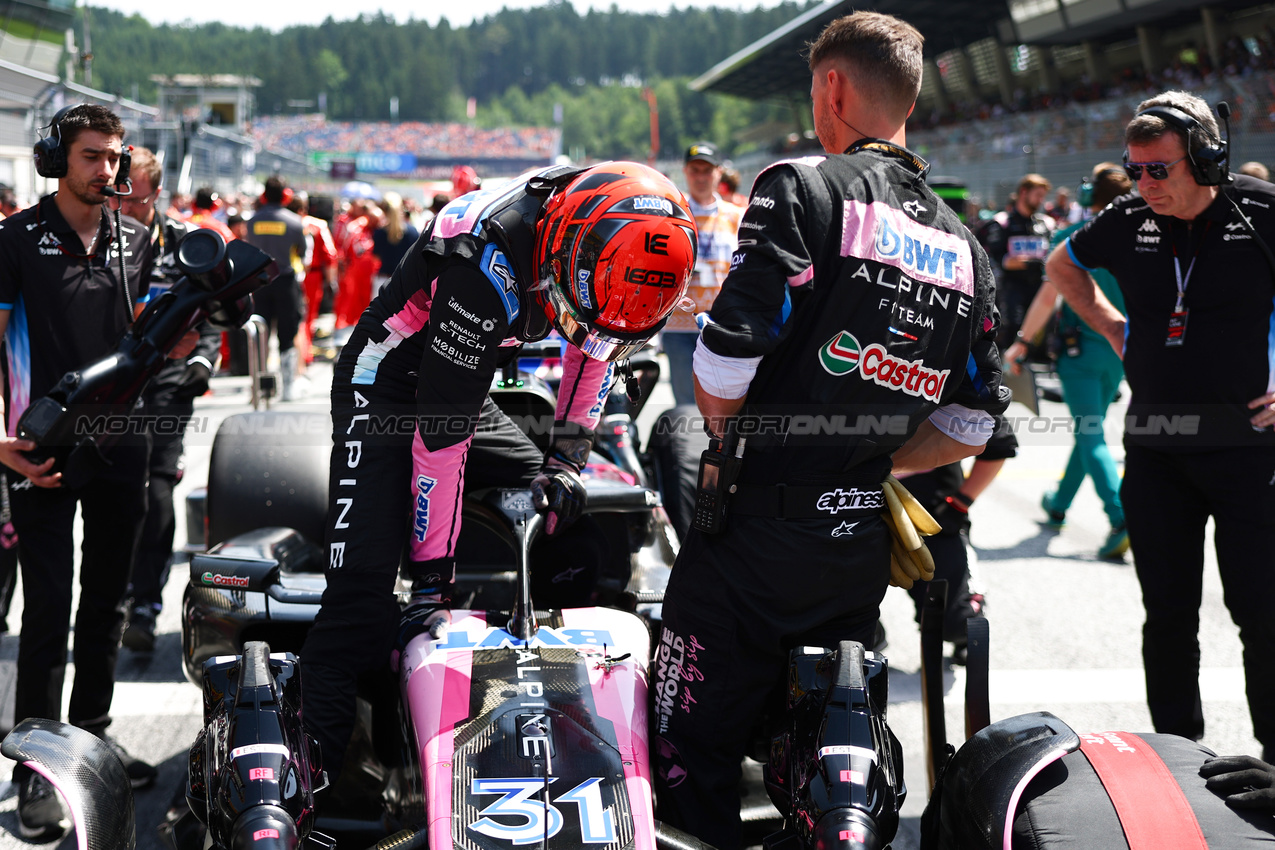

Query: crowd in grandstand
[248,114,559,161]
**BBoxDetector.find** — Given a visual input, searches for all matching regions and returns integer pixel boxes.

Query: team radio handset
[692,418,745,534]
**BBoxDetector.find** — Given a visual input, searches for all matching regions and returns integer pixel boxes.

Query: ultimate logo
[819,331,862,376]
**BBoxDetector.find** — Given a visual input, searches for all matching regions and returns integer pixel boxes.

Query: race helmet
[533,161,697,362]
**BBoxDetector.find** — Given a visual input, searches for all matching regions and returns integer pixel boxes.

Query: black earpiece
[33,104,78,179]
[1132,104,1230,186]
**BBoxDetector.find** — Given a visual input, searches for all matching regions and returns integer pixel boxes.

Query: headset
[33,103,133,191]
[1077,166,1127,208]
[1128,104,1230,186]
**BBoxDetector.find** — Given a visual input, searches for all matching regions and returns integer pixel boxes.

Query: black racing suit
[244,203,307,355]
[0,194,152,745]
[981,206,1054,348]
[299,166,618,780]
[652,142,1008,849]
[131,212,222,616]
[1065,173,1275,755]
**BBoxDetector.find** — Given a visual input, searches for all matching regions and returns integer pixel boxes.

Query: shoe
[1099,524,1130,560]
[96,734,158,789]
[1040,492,1067,530]
[122,606,157,653]
[17,773,68,842]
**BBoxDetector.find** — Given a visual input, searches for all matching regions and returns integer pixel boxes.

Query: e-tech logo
[859,344,950,402]
[819,331,862,376]
[412,475,438,543]
[201,571,250,589]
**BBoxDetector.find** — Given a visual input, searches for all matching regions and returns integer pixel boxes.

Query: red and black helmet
[533,161,697,362]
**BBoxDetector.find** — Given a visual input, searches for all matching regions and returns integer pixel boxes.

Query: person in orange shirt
[333,198,381,328]
[663,141,744,405]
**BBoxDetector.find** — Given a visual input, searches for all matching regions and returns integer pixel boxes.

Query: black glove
[1200,755,1275,811]
[175,360,212,401]
[531,432,591,536]
[929,493,972,537]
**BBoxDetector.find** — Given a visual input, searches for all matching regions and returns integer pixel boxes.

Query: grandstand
[692,0,1275,205]
[249,115,562,181]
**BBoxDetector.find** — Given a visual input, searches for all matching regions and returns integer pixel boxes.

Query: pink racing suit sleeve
[555,344,614,434]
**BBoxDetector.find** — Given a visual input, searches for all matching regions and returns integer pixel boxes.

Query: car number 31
[469,777,618,845]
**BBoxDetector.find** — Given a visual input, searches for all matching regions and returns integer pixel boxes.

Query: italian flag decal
[820,331,862,375]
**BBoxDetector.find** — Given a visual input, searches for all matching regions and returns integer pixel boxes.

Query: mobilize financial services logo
[818,331,950,402]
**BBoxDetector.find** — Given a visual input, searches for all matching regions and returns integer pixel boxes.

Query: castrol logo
[858,344,949,403]
[202,571,250,589]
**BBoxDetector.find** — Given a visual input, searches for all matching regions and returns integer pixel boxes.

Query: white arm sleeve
[692,335,761,400]
[927,404,995,446]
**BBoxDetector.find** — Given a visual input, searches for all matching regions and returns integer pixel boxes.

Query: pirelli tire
[206,411,332,548]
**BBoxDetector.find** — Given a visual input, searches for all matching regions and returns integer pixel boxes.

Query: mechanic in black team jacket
[1046,90,1275,763]
[0,104,195,840]
[119,147,221,653]
[651,13,1008,849]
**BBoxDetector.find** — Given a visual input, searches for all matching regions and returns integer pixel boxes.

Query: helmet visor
[544,280,658,362]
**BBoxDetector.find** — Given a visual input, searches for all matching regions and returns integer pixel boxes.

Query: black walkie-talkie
[692,419,745,534]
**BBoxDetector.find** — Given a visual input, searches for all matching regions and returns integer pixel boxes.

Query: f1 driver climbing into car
[299,162,697,782]
[650,13,1009,849]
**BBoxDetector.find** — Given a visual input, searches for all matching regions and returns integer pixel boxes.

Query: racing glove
[531,432,591,536]
[1200,755,1275,811]
[397,590,451,650]
[175,359,213,401]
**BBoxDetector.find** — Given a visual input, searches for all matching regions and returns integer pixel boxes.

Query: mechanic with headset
[1046,90,1275,763]
[651,13,1008,849]
[298,161,697,783]
[0,103,196,840]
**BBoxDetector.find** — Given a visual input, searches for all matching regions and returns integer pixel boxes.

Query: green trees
[79,2,808,160]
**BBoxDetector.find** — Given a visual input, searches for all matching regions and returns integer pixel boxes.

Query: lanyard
[1171,221,1210,312]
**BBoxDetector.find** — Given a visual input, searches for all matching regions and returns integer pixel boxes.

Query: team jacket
[1066,173,1275,449]
[698,142,1008,486]
[980,206,1055,290]
[344,165,614,564]
[0,194,152,434]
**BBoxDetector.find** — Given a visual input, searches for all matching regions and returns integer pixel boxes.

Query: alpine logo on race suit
[841,200,975,295]
[820,331,862,375]
[412,475,438,543]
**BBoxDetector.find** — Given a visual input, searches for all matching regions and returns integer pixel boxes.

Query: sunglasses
[1123,156,1186,181]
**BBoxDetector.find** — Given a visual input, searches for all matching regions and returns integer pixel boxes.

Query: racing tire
[206,411,332,549]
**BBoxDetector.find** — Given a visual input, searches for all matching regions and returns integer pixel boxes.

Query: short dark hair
[130,146,162,188]
[56,104,125,149]
[806,12,923,119]
[1126,90,1220,156]
[194,187,217,210]
[263,175,287,205]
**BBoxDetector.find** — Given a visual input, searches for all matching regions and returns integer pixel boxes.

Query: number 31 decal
[469,777,617,845]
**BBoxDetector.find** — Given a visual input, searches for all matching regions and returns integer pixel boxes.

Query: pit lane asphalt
[0,360,1256,849]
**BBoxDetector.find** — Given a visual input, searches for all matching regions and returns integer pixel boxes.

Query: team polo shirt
[1066,174,1275,450]
[0,193,152,434]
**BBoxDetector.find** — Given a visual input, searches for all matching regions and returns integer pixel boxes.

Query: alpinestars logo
[1138,219,1160,233]
[819,331,862,375]
[832,521,859,537]
[817,488,885,514]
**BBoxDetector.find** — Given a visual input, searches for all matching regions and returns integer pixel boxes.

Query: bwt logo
[413,475,438,543]
[202,572,250,589]
[875,216,959,284]
[816,488,885,514]
[633,196,673,214]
